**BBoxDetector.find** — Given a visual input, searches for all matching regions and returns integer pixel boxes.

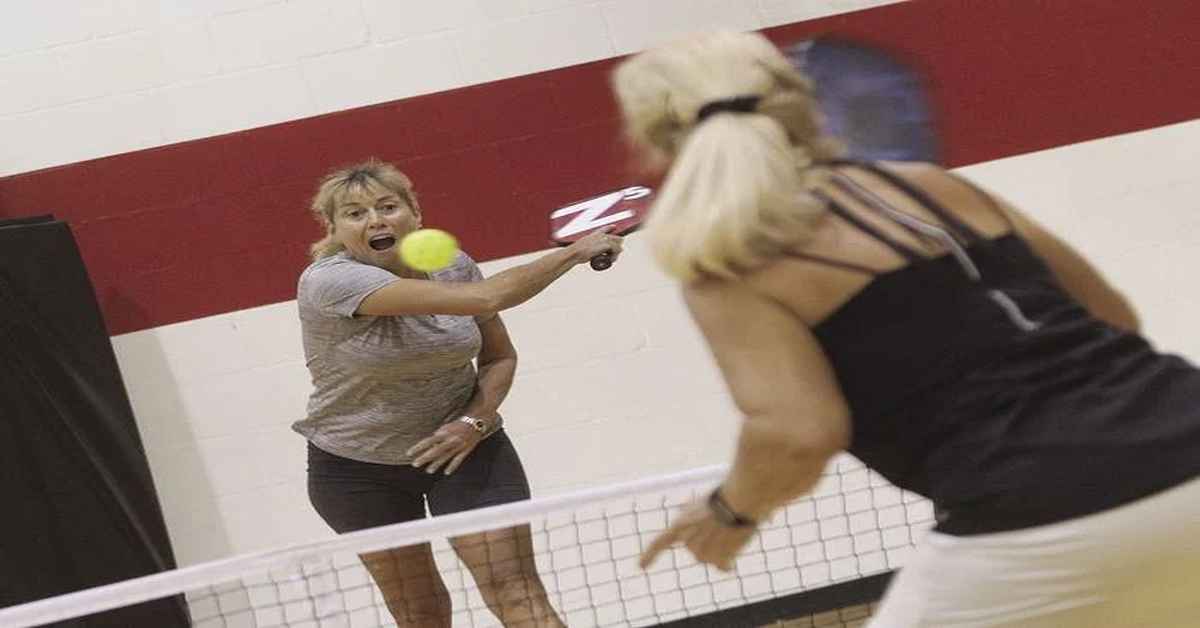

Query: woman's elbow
[465,285,503,315]
[1086,289,1141,333]
[1112,294,1141,333]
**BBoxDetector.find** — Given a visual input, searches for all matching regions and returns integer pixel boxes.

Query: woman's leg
[359,543,452,627]
[869,476,1200,627]
[428,430,564,627]
[449,525,564,628]
[306,442,452,627]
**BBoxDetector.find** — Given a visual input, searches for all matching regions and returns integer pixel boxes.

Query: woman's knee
[361,546,445,592]
[478,572,546,605]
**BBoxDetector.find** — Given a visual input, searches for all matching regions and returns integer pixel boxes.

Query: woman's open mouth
[368,235,396,251]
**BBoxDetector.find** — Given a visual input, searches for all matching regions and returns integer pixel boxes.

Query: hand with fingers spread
[640,489,760,572]
[406,418,491,475]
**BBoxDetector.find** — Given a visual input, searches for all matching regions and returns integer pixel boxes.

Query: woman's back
[746,161,1200,535]
[613,30,1200,625]
[745,161,1016,326]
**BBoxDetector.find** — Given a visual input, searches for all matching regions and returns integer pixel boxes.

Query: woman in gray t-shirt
[296,160,621,628]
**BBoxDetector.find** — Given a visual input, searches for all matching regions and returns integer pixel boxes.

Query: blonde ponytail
[612,31,841,282]
[646,113,827,280]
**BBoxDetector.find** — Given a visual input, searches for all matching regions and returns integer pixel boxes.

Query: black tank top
[804,161,1200,535]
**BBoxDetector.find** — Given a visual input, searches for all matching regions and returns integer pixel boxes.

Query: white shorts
[869,475,1200,627]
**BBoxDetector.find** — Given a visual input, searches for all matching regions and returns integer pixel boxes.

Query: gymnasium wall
[1,0,1197,566]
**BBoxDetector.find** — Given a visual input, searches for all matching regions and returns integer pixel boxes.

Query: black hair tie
[695,95,762,123]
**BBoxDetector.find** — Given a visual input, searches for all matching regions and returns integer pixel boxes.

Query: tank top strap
[812,189,926,263]
[825,159,986,244]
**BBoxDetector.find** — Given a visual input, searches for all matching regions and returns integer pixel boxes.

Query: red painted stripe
[1,0,1197,335]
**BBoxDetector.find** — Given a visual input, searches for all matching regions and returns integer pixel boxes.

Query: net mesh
[1,456,932,628]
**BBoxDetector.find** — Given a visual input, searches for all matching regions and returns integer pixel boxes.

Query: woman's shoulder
[299,252,353,284]
[455,250,481,270]
[297,253,397,303]
[841,159,944,181]
[434,250,484,282]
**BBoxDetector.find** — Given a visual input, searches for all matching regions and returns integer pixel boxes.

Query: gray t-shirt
[293,251,493,464]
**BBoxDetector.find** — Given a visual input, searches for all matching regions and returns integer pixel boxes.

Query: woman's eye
[379,204,399,213]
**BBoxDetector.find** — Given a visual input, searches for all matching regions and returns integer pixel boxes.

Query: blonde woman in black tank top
[616,31,1200,627]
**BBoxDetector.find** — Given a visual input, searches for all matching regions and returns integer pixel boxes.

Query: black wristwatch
[707,488,757,528]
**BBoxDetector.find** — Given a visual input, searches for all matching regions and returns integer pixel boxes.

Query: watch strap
[707,488,757,527]
[458,415,489,434]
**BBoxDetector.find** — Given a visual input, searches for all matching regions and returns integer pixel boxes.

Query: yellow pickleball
[399,228,459,272]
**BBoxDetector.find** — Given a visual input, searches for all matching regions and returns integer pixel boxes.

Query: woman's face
[331,183,421,269]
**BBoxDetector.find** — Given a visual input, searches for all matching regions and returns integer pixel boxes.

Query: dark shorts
[306,429,532,534]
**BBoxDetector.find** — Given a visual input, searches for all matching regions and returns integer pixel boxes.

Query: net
[0,456,932,628]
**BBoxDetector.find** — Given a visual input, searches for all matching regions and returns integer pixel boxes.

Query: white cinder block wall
[6,0,1199,571]
[0,0,902,177]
